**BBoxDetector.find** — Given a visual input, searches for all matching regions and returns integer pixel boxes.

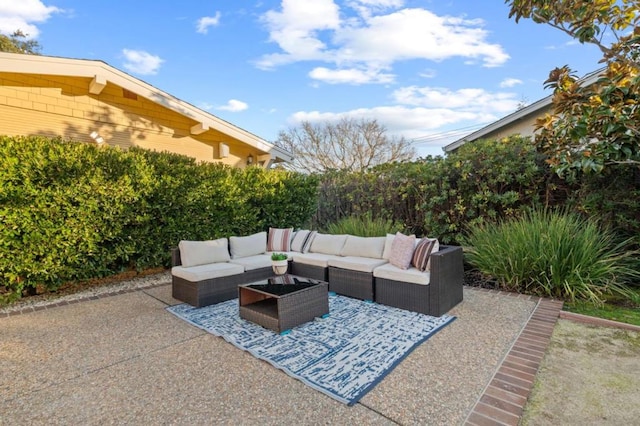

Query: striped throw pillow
[267,227,293,252]
[412,238,438,272]
[290,230,310,252]
[301,231,317,253]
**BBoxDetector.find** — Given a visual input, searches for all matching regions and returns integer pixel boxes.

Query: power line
[408,123,488,146]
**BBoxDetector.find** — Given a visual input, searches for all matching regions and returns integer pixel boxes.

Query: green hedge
[0,135,318,302]
[313,135,555,243]
[314,135,640,246]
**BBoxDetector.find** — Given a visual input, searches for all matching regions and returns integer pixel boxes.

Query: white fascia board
[0,52,294,162]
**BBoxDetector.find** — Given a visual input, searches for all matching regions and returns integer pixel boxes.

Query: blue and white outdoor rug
[167,295,455,405]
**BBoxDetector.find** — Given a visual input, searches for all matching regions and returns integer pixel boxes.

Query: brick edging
[464,292,564,426]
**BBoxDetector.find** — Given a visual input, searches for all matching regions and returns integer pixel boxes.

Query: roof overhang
[0,52,293,163]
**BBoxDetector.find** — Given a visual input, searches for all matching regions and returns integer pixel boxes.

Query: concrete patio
[0,275,561,425]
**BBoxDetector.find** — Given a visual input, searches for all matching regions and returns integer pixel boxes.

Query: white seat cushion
[292,253,339,268]
[172,263,244,282]
[373,263,430,285]
[328,256,388,273]
[229,254,272,271]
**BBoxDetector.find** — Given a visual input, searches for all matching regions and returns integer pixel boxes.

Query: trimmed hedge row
[0,135,318,302]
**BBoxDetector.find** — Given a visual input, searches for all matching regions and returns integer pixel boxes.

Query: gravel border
[0,271,172,316]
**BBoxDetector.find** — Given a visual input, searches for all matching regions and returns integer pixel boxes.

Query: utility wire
[408,122,488,146]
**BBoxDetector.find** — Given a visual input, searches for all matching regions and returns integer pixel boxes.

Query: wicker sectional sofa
[171,230,463,316]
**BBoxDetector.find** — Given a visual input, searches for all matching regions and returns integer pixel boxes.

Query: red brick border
[464,290,564,426]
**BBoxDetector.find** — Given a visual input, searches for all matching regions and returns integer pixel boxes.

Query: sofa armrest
[171,247,182,267]
[428,245,464,316]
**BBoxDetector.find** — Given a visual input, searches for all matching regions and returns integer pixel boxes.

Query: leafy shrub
[325,212,404,237]
[568,164,640,241]
[0,135,319,303]
[314,135,555,243]
[464,209,639,305]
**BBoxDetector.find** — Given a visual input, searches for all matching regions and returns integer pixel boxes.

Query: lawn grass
[563,288,640,327]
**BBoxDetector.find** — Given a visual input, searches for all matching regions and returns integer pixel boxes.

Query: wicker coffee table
[238,274,329,334]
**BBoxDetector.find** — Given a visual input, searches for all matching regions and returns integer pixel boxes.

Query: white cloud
[499,78,523,88]
[347,0,404,19]
[392,86,519,114]
[287,85,520,145]
[334,9,508,67]
[309,66,394,84]
[257,3,509,84]
[121,49,164,75]
[0,0,61,37]
[258,0,340,68]
[419,68,437,78]
[196,12,221,34]
[289,105,495,144]
[217,99,248,112]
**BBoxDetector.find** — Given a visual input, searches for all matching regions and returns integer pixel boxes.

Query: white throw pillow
[309,233,348,255]
[178,239,230,267]
[340,236,386,259]
[229,232,267,259]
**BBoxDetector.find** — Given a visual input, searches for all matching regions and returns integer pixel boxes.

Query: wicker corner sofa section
[171,247,274,308]
[171,231,464,316]
[374,245,463,317]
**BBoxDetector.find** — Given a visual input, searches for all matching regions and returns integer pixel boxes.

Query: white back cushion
[229,232,267,258]
[309,233,348,255]
[340,236,386,259]
[382,233,396,260]
[178,239,230,267]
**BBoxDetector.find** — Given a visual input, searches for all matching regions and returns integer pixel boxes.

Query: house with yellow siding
[0,52,292,168]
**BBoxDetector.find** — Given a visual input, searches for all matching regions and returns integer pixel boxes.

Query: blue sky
[1,0,605,157]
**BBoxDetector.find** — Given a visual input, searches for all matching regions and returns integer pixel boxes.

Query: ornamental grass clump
[325,213,404,237]
[465,209,639,306]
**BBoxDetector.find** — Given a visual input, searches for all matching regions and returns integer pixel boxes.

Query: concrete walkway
[0,279,561,425]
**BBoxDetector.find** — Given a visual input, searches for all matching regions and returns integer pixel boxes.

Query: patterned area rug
[167,295,455,405]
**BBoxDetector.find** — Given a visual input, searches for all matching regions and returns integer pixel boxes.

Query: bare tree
[276,118,415,173]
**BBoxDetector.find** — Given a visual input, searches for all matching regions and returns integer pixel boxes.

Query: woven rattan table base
[239,275,329,333]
